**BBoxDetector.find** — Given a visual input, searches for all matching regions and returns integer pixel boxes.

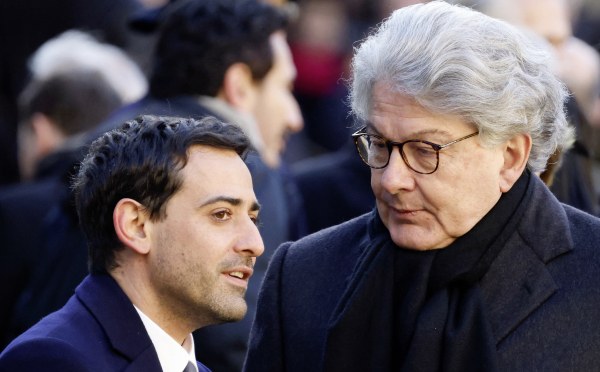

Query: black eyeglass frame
[351,126,479,174]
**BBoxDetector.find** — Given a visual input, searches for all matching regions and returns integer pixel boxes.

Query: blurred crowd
[0,0,599,371]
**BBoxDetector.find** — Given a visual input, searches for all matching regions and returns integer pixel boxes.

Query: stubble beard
[151,253,252,329]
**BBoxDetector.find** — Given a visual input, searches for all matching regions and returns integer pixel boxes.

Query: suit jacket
[244,175,600,372]
[0,274,210,372]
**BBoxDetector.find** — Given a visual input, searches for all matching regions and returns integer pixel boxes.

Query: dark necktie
[183,361,196,372]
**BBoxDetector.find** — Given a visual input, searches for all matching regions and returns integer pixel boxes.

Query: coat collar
[481,175,573,344]
[75,274,161,368]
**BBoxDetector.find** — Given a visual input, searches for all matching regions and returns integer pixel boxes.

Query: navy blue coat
[0,274,210,372]
[244,175,600,371]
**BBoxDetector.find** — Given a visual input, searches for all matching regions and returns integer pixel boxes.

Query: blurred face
[252,32,304,168]
[147,146,264,326]
[523,0,571,47]
[369,81,505,250]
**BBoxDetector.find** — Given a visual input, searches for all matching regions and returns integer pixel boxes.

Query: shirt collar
[134,305,198,372]
[197,95,265,154]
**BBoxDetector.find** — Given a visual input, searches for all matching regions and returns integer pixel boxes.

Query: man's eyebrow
[365,122,451,140]
[410,128,452,139]
[199,196,261,212]
[364,122,381,136]
[200,196,242,208]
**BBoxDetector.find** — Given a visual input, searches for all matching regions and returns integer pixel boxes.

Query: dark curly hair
[149,0,289,98]
[73,115,250,274]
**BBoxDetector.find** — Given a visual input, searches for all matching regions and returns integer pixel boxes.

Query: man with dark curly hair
[94,2,306,370]
[0,115,264,372]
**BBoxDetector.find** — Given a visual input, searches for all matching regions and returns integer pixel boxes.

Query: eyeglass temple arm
[351,126,368,137]
[438,132,478,149]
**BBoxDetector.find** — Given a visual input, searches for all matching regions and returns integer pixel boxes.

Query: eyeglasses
[352,126,479,174]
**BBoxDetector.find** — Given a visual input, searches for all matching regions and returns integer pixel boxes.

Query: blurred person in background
[0,0,156,186]
[288,0,375,234]
[0,30,147,351]
[38,1,305,370]
[287,0,351,159]
[18,31,147,182]
[470,0,600,214]
[574,0,600,57]
[245,2,600,371]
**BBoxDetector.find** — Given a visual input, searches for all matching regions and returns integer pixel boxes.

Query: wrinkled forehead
[366,81,478,144]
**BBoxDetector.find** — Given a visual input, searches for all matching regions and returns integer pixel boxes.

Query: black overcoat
[245,174,600,371]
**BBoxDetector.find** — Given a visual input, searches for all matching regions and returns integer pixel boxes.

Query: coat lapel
[75,274,162,371]
[480,177,573,345]
[123,346,165,372]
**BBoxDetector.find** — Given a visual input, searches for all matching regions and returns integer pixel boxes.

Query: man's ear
[113,198,151,255]
[499,134,532,193]
[30,113,65,157]
[217,62,257,112]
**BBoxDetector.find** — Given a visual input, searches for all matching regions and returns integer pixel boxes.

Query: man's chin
[389,224,454,251]
[261,148,281,169]
[209,298,248,324]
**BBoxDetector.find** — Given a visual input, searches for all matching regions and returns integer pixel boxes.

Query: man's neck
[110,268,191,344]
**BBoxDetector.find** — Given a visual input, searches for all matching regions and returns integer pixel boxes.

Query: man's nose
[286,96,304,134]
[380,146,417,194]
[234,217,265,258]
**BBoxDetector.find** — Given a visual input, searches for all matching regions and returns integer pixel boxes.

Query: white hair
[29,30,148,104]
[350,1,571,173]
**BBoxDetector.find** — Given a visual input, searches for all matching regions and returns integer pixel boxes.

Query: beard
[202,256,254,324]
[150,250,254,329]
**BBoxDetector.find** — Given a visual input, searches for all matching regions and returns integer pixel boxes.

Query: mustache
[219,256,254,271]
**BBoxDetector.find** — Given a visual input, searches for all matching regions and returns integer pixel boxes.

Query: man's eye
[250,215,262,227]
[213,211,231,221]
[370,139,386,150]
[416,147,435,156]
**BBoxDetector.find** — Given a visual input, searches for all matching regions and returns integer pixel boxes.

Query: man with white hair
[245,2,600,371]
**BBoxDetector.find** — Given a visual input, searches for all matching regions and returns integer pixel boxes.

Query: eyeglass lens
[355,135,438,173]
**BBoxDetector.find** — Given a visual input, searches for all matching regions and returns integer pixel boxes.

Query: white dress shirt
[134,305,198,372]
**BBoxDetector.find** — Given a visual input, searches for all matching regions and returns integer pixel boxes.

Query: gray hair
[350,1,571,173]
[29,30,148,105]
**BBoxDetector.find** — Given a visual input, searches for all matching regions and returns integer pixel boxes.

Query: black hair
[149,0,288,98]
[18,70,121,136]
[73,114,251,274]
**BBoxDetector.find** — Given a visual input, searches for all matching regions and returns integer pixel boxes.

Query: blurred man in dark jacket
[0,30,147,350]
[0,70,122,349]
[0,0,153,186]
